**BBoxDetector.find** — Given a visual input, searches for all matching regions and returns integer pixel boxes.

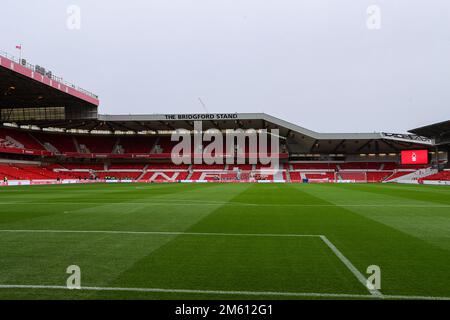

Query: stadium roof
[0,49,436,153]
[96,112,431,142]
[0,51,99,108]
[3,112,433,154]
[409,120,450,145]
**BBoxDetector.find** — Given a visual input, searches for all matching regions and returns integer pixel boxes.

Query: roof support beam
[134,121,155,132]
[113,122,137,132]
[332,139,346,153]
[159,121,176,131]
[356,139,373,152]
[382,139,400,152]
[63,121,92,130]
[309,140,318,153]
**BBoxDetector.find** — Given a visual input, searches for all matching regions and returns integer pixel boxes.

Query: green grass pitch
[0,182,449,300]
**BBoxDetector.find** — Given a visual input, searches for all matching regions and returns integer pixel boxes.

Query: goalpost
[337,172,368,183]
[218,171,266,183]
[218,172,239,182]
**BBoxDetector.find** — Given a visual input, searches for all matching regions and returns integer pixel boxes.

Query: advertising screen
[401,150,428,165]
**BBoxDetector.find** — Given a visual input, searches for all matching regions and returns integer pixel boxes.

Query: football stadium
[0,49,449,302]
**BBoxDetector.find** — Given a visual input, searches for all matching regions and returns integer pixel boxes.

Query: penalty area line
[0,229,379,296]
[0,229,320,238]
[319,235,382,298]
[0,284,448,300]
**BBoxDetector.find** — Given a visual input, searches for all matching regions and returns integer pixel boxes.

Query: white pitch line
[0,202,448,208]
[0,201,252,206]
[382,294,450,300]
[319,235,383,298]
[0,284,448,300]
[0,200,450,209]
[0,284,372,299]
[0,229,319,238]
[0,229,377,296]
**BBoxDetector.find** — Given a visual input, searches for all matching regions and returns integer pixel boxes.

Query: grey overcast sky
[1,0,449,133]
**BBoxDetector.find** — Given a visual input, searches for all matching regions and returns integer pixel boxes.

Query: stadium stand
[62,163,104,170]
[95,171,141,180]
[192,164,225,170]
[108,164,145,170]
[1,49,447,185]
[116,136,157,154]
[291,163,337,170]
[229,164,254,171]
[0,128,44,151]
[146,163,189,170]
[75,136,118,154]
[418,170,450,182]
[0,156,447,183]
[139,171,189,182]
[305,172,335,182]
[339,162,382,170]
[32,132,77,153]
[367,172,393,182]
[0,126,443,185]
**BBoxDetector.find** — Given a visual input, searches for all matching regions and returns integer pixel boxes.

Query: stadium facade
[1,50,449,185]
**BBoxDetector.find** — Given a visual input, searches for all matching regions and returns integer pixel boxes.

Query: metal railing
[0,50,98,100]
[381,132,433,144]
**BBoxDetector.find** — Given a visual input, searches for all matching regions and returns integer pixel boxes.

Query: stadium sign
[164,113,239,120]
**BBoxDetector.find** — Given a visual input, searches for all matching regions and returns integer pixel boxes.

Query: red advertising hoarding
[401,150,428,165]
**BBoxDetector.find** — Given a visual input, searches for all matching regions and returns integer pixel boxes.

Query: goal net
[338,172,367,183]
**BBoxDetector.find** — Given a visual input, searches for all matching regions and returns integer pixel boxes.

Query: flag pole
[16,44,22,63]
